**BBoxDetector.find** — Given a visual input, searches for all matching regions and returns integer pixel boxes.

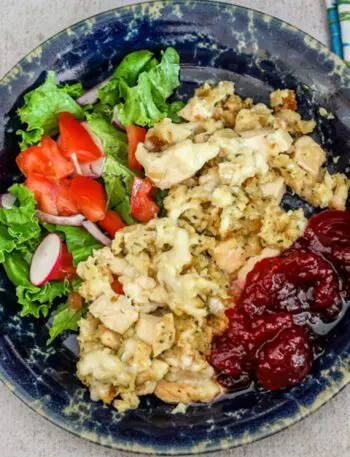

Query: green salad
[1,48,183,343]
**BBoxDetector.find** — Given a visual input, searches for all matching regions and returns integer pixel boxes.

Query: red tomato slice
[50,243,76,281]
[58,112,103,163]
[131,176,159,223]
[98,209,126,237]
[16,136,74,179]
[126,125,146,172]
[70,175,107,222]
[25,172,59,215]
[16,145,44,176]
[111,278,124,295]
[56,179,79,216]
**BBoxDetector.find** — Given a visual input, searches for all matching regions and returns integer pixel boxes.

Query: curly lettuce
[84,113,136,224]
[0,184,41,262]
[17,71,84,150]
[86,113,128,164]
[47,301,85,344]
[99,48,184,127]
[103,156,136,225]
[3,252,68,318]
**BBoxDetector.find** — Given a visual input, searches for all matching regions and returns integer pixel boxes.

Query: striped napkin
[326,0,344,58]
[337,1,350,64]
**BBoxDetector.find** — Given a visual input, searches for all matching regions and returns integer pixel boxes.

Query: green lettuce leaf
[86,113,128,164]
[60,81,84,98]
[98,48,182,127]
[3,252,68,318]
[167,101,185,123]
[154,189,168,217]
[103,156,136,225]
[99,50,154,107]
[17,71,85,150]
[45,225,103,266]
[99,78,121,108]
[113,49,155,86]
[0,184,41,262]
[84,113,136,223]
[47,302,85,344]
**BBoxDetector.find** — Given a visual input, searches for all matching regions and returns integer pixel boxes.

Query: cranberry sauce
[209,210,350,392]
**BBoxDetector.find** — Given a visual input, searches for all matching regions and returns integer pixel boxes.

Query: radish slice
[82,220,112,246]
[112,107,126,132]
[71,153,83,175]
[30,233,63,286]
[0,193,17,209]
[35,211,85,226]
[76,77,111,106]
[80,121,104,152]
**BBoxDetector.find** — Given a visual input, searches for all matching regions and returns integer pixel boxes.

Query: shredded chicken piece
[136,140,220,189]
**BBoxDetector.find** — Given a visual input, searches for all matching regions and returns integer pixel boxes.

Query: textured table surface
[0,1,349,456]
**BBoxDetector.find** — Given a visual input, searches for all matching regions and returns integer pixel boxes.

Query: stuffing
[274,109,316,135]
[155,380,221,404]
[179,81,234,121]
[272,153,350,210]
[113,393,140,413]
[234,103,274,132]
[76,81,349,413]
[213,94,253,127]
[259,203,307,249]
[270,89,297,111]
[77,347,134,398]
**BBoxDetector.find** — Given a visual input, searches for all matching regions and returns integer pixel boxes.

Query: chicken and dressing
[76,82,350,412]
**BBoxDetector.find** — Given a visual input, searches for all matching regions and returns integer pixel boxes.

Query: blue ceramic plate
[0,1,349,454]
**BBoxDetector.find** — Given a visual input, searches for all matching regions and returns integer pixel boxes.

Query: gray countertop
[0,1,349,456]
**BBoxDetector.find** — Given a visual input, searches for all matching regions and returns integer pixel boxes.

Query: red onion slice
[112,107,126,132]
[76,76,112,106]
[0,193,17,209]
[71,153,83,175]
[82,220,112,246]
[90,156,105,177]
[77,157,105,178]
[36,211,86,226]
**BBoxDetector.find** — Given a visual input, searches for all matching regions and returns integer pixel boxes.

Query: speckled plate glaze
[0,1,350,454]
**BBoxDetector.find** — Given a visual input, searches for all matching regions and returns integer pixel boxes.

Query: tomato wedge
[98,210,125,237]
[126,125,146,172]
[16,136,74,179]
[131,177,159,223]
[56,179,79,216]
[70,175,107,222]
[111,278,124,295]
[50,243,76,281]
[58,112,103,163]
[25,172,59,215]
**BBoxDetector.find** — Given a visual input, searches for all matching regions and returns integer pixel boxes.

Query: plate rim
[0,0,349,454]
